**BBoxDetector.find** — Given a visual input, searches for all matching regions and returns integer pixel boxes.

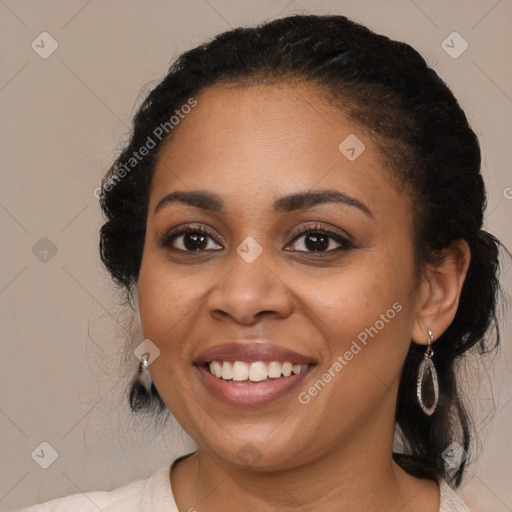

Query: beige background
[1,0,511,510]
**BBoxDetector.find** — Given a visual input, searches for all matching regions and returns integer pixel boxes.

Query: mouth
[205,360,310,381]
[194,342,316,406]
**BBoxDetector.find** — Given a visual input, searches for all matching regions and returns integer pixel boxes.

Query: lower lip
[196,364,314,407]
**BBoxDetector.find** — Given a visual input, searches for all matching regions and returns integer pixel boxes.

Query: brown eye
[161,226,223,252]
[287,228,352,253]
[289,232,340,252]
[181,232,209,251]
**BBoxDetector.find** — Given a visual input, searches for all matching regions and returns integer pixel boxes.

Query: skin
[137,82,470,511]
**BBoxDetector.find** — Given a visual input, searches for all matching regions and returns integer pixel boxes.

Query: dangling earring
[129,352,153,411]
[416,329,439,416]
[138,352,152,391]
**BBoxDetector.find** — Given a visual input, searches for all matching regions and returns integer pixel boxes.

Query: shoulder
[16,465,176,512]
[439,480,473,512]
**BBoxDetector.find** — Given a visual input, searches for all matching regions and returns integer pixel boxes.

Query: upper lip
[194,342,316,364]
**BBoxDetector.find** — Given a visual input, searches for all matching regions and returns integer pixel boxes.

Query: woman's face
[137,82,423,470]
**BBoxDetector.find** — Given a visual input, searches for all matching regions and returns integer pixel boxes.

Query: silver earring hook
[424,329,434,359]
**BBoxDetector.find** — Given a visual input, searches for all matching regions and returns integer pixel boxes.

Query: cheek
[302,262,410,335]
[137,256,204,349]
[296,249,416,393]
[137,251,233,371]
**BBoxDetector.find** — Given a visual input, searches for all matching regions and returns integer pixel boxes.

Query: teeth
[249,361,267,382]
[292,363,302,375]
[232,361,249,381]
[281,362,292,377]
[211,361,223,378]
[207,360,307,382]
[221,361,233,380]
[268,361,282,378]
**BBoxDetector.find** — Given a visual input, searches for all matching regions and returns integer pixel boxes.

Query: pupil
[185,233,207,250]
[306,234,328,251]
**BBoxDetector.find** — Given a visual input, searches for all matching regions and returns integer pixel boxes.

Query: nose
[207,251,294,326]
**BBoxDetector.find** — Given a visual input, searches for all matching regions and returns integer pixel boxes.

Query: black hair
[99,14,503,487]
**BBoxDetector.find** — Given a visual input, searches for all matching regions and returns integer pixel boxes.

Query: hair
[99,14,503,487]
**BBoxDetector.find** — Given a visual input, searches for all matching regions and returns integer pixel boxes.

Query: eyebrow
[154,189,373,217]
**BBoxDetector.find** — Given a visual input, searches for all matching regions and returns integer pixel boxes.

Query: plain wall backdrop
[1,0,511,510]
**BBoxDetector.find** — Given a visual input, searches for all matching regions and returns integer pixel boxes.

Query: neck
[196,445,398,510]
[171,405,439,511]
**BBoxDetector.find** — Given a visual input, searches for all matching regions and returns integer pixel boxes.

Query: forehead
[150,82,405,218]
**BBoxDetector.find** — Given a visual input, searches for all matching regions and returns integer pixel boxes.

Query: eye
[286,224,354,253]
[160,224,223,252]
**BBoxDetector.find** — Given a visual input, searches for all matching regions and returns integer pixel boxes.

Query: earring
[129,352,153,411]
[416,329,439,416]
[138,353,152,390]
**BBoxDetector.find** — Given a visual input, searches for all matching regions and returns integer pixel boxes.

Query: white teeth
[211,361,223,378]
[281,362,293,377]
[268,361,282,378]
[221,361,233,380]
[207,360,307,381]
[249,362,268,382]
[232,361,249,381]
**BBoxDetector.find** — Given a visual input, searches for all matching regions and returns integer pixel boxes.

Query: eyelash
[158,224,355,255]
[287,224,355,253]
[159,223,354,254]
[159,224,217,250]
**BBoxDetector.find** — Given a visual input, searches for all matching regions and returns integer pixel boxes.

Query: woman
[21,13,502,511]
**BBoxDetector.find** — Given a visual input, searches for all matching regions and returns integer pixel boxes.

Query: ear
[411,239,471,345]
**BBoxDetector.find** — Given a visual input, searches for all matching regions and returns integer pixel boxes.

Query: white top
[17,455,472,511]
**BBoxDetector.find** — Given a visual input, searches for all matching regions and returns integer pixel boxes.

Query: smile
[194,341,316,406]
[207,360,309,382]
